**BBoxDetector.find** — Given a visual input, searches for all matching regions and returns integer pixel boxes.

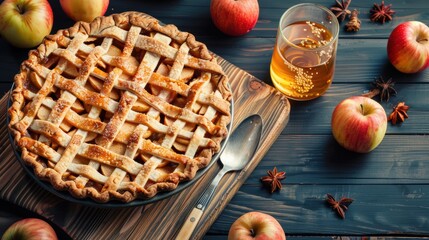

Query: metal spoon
[175,114,263,240]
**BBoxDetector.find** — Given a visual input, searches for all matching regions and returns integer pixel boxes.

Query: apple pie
[8,12,232,203]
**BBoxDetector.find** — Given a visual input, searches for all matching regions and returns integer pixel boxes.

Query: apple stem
[360,104,364,114]
[250,229,256,237]
[418,38,428,44]
[16,3,26,15]
[416,31,428,43]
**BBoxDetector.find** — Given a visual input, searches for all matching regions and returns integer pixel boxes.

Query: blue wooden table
[1,0,429,238]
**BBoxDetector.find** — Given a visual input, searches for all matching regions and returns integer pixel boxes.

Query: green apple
[0,0,53,48]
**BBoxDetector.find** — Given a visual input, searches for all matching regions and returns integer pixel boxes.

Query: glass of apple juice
[270,3,340,101]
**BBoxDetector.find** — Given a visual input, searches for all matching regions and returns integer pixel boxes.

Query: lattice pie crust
[8,12,232,203]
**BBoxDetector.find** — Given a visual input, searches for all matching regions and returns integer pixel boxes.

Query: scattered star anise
[330,0,352,22]
[362,76,397,102]
[370,0,395,24]
[260,167,286,193]
[389,102,409,125]
[326,194,354,219]
[345,9,361,32]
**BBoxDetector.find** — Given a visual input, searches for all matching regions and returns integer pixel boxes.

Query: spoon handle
[175,168,228,240]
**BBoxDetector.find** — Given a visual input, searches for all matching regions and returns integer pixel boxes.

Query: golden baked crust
[8,12,231,203]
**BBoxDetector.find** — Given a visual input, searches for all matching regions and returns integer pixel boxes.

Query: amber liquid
[270,21,336,100]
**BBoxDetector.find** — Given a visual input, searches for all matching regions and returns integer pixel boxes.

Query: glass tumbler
[270,3,339,101]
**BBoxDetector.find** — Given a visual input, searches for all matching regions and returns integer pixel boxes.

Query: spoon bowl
[220,114,263,171]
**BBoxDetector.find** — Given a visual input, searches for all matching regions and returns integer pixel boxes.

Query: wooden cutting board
[0,56,290,239]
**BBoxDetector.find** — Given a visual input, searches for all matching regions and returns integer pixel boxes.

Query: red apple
[0,0,53,48]
[2,218,58,240]
[60,0,109,23]
[228,211,286,240]
[210,0,259,36]
[331,96,387,153]
[387,21,429,73]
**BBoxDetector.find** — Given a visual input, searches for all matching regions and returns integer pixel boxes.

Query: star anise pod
[362,76,397,102]
[260,167,286,193]
[330,0,352,22]
[345,9,361,32]
[389,102,409,125]
[326,194,354,219]
[370,0,395,24]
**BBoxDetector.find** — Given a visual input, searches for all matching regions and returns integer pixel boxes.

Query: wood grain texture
[215,184,429,236]
[0,0,429,239]
[285,83,429,135]
[0,54,290,239]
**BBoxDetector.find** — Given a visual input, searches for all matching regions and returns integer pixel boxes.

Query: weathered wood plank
[210,184,429,236]
[124,0,429,9]
[0,0,428,239]
[285,83,429,135]
[249,135,429,184]
[129,1,429,39]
